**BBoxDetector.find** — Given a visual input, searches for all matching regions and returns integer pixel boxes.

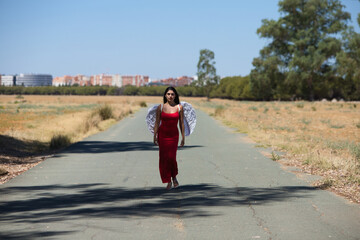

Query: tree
[336,10,360,100]
[196,49,220,99]
[212,76,254,100]
[251,0,351,100]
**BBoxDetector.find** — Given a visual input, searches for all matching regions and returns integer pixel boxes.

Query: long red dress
[158,109,179,183]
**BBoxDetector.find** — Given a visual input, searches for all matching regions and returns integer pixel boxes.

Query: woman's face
[165,90,175,103]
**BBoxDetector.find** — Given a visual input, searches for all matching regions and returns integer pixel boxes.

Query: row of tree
[0,85,207,98]
[0,73,355,100]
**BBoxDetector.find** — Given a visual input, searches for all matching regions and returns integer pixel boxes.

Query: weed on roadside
[139,101,147,107]
[271,151,280,161]
[214,105,225,117]
[97,104,114,120]
[0,168,8,176]
[317,178,334,189]
[83,113,102,133]
[349,143,360,161]
[50,134,71,150]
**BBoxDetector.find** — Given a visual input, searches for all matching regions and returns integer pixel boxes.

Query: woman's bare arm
[153,105,161,145]
[179,105,185,147]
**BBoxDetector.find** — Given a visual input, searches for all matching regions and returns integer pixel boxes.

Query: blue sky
[0,0,359,80]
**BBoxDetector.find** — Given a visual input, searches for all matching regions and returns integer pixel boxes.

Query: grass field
[189,98,360,203]
[0,95,359,203]
[0,95,159,183]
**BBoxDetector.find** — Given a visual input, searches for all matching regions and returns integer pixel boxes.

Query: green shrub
[248,106,258,111]
[296,102,304,108]
[301,118,311,125]
[139,101,147,107]
[330,124,345,129]
[50,134,71,150]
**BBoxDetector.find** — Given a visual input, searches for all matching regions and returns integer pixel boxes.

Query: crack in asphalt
[248,203,274,240]
[209,158,275,239]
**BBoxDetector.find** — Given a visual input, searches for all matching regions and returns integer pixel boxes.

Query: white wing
[181,101,196,136]
[145,104,160,134]
[145,102,196,136]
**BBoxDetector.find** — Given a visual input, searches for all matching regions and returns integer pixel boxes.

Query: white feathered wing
[145,101,196,136]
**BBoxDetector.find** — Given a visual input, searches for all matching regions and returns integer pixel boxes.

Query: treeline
[0,85,206,97]
[0,85,116,96]
[1,74,357,100]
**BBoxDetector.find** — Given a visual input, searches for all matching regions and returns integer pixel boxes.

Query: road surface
[1,107,359,239]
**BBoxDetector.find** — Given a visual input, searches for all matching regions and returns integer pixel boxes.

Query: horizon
[0,0,359,79]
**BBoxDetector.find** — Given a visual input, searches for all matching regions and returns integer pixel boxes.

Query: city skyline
[0,0,359,79]
[0,73,194,87]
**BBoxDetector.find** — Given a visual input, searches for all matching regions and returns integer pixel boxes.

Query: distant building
[16,74,52,87]
[158,76,194,86]
[1,75,16,86]
[120,75,149,87]
[148,81,165,86]
[52,74,149,87]
[53,75,73,86]
[112,74,122,87]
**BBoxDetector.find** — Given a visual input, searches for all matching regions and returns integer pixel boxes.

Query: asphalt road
[1,107,359,240]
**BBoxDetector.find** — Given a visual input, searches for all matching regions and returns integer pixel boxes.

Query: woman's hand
[154,135,158,146]
[180,138,185,147]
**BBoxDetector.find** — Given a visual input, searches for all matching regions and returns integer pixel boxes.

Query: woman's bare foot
[166,182,172,190]
[172,178,179,188]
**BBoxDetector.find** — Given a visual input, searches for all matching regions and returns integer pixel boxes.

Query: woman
[153,86,185,190]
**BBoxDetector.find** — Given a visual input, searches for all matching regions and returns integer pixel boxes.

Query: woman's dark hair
[163,86,180,104]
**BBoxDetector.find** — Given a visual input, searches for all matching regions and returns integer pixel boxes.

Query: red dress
[158,109,179,183]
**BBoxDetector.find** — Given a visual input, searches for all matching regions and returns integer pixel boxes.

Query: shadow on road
[0,183,317,238]
[0,135,48,162]
[58,141,203,154]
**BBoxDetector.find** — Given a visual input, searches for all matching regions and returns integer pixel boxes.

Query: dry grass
[0,95,158,183]
[191,98,360,204]
[3,95,358,204]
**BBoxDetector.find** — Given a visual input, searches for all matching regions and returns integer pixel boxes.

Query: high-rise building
[52,74,149,87]
[112,74,122,87]
[1,75,16,86]
[16,74,52,87]
[158,76,194,86]
[53,75,73,86]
